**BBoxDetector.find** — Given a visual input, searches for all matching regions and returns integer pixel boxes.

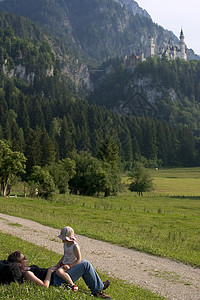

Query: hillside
[0,0,199,96]
[0,0,198,66]
[89,56,200,131]
[0,1,200,171]
[0,12,91,91]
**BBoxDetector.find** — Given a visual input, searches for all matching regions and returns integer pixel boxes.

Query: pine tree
[156,121,168,166]
[141,118,158,161]
[178,126,196,166]
[96,135,120,168]
[24,127,42,175]
[17,94,30,137]
[40,128,55,166]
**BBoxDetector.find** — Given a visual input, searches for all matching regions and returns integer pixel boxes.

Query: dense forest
[0,2,200,197]
[89,57,200,131]
[1,70,199,174]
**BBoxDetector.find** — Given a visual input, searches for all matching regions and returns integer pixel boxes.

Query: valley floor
[0,213,199,300]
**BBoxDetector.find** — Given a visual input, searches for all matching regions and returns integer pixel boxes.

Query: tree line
[0,138,122,198]
[0,71,199,174]
[0,19,200,179]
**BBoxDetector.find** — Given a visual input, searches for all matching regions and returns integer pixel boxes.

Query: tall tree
[156,121,168,166]
[96,135,120,168]
[178,126,196,166]
[59,117,75,159]
[0,140,26,196]
[24,127,41,175]
[141,118,158,161]
[40,128,55,166]
[69,151,121,196]
[48,158,76,194]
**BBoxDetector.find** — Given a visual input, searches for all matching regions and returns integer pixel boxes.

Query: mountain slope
[114,0,150,18]
[0,11,91,90]
[88,56,200,131]
[1,0,197,65]
[0,3,199,168]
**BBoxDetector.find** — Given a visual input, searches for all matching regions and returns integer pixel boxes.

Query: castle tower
[179,29,187,60]
[147,36,155,58]
[140,51,145,62]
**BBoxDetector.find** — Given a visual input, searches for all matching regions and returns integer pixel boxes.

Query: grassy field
[150,167,200,195]
[0,167,200,268]
[0,232,165,300]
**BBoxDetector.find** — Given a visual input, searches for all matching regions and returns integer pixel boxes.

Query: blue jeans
[52,259,104,294]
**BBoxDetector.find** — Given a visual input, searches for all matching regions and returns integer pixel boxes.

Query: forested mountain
[0,0,198,66]
[0,11,91,90]
[0,0,200,176]
[89,56,200,131]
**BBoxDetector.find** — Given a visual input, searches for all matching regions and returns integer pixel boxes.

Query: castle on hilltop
[124,29,187,71]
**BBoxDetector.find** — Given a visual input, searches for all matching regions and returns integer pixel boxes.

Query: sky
[136,0,200,55]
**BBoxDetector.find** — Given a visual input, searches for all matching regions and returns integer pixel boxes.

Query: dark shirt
[29,265,53,284]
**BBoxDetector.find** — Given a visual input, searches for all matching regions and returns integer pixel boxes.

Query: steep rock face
[2,57,92,90]
[2,61,53,83]
[114,76,179,118]
[61,57,92,90]
[114,0,150,18]
[0,0,193,64]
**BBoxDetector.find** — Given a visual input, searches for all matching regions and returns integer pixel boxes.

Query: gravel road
[0,213,200,300]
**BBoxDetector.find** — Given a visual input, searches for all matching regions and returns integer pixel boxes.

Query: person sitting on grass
[7,249,111,299]
[55,226,80,292]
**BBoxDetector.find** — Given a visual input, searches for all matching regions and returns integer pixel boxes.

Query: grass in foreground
[0,192,200,266]
[0,233,165,300]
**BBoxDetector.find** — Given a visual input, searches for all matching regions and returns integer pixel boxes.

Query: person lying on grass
[7,250,111,299]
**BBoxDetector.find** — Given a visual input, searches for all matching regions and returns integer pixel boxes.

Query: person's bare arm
[24,266,56,288]
[55,256,64,268]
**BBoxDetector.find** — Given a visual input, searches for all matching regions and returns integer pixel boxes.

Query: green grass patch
[0,233,165,300]
[151,167,200,195]
[7,223,23,227]
[1,167,200,266]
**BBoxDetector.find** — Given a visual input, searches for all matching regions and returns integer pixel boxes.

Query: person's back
[0,259,22,284]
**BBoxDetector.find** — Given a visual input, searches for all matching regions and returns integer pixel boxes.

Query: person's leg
[52,259,104,294]
[56,267,74,286]
[69,260,104,294]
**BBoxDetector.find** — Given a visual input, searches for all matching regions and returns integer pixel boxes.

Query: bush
[69,151,121,196]
[28,166,55,199]
[128,162,154,195]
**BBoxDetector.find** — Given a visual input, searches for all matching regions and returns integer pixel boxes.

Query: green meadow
[0,167,200,266]
[151,167,200,195]
[0,167,199,299]
[0,233,165,300]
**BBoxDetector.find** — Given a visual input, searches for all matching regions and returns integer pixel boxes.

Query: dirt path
[0,213,200,300]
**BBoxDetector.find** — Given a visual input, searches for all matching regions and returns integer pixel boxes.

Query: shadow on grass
[170,195,200,200]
